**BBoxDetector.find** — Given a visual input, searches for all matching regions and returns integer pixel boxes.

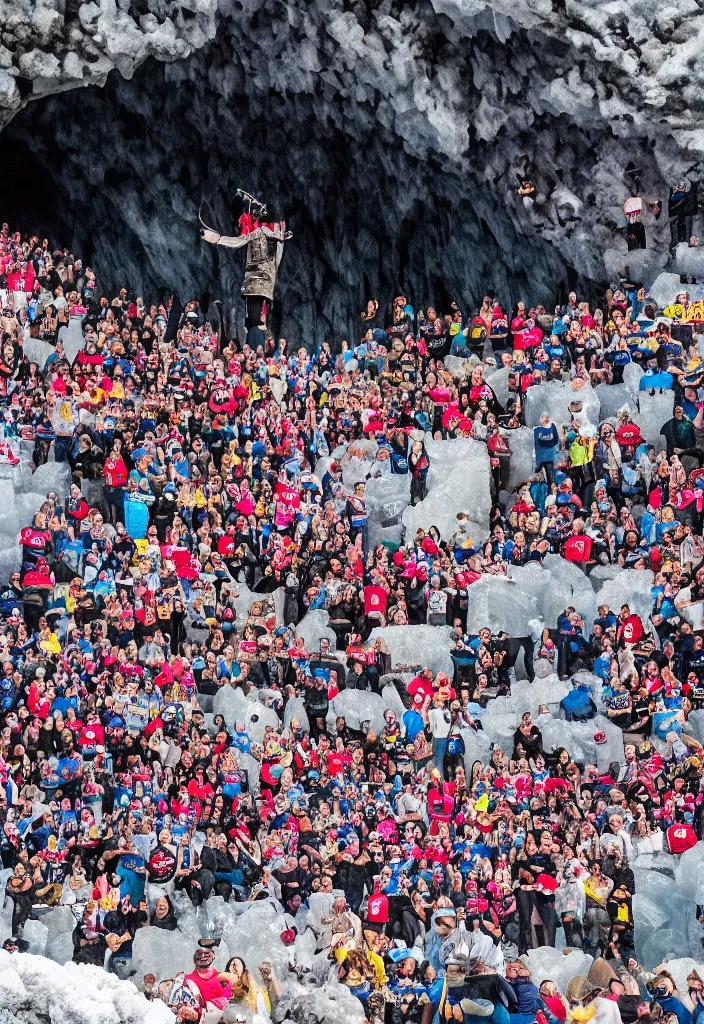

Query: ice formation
[524,381,601,432]
[0,949,174,1024]
[5,1,704,340]
[368,623,455,677]
[211,684,281,743]
[0,892,367,1024]
[0,456,71,582]
[466,555,597,635]
[402,437,492,542]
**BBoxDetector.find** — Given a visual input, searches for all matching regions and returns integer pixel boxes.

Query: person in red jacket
[184,945,229,1012]
[6,261,35,295]
[103,442,127,524]
[617,604,644,647]
[66,482,90,525]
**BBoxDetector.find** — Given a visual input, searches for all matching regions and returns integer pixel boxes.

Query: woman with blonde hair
[219,956,281,1019]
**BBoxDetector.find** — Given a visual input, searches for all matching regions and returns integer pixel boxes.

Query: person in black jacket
[334,834,370,914]
[660,408,697,457]
[345,661,369,691]
[72,903,107,966]
[199,831,244,900]
[459,957,519,1015]
[103,893,147,977]
[303,675,329,737]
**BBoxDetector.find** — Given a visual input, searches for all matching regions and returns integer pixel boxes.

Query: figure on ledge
[200,190,290,335]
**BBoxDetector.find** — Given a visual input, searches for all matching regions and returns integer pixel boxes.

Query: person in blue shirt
[604,339,632,384]
[554,607,591,679]
[116,851,147,905]
[403,694,428,742]
[230,722,251,754]
[505,962,548,1024]
[533,414,560,487]
[594,604,618,631]
[51,686,78,717]
[639,358,674,392]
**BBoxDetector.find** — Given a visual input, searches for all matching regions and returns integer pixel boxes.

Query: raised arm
[200,224,256,249]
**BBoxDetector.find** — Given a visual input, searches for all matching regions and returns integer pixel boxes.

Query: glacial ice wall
[3,0,704,339]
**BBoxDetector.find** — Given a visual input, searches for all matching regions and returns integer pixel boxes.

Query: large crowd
[3,223,704,1024]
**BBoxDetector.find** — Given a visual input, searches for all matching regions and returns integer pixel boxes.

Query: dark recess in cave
[3,136,70,250]
[1,21,605,346]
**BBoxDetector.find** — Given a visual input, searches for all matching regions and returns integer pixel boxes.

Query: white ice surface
[401,437,492,542]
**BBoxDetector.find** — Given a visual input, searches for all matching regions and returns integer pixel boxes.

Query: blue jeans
[53,436,71,462]
[432,737,448,771]
[104,486,124,524]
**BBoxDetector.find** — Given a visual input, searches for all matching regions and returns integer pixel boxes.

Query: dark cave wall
[4,0,675,344]
[0,56,573,344]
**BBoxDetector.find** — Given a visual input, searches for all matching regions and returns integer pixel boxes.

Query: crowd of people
[3,222,704,1024]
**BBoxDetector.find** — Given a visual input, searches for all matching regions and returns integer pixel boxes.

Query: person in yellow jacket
[568,425,598,508]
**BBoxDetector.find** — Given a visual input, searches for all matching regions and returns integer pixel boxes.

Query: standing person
[6,863,34,938]
[533,414,560,487]
[428,692,451,771]
[346,481,368,555]
[661,407,696,457]
[200,194,288,334]
[426,574,449,626]
[103,441,127,525]
[512,711,542,760]
[409,439,430,506]
[624,193,646,251]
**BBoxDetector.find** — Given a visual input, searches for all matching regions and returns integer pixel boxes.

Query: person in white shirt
[428,694,451,771]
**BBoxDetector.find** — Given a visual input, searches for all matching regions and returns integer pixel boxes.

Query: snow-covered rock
[402,437,491,542]
[524,380,600,431]
[368,623,454,676]
[0,950,175,1024]
[467,557,596,635]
